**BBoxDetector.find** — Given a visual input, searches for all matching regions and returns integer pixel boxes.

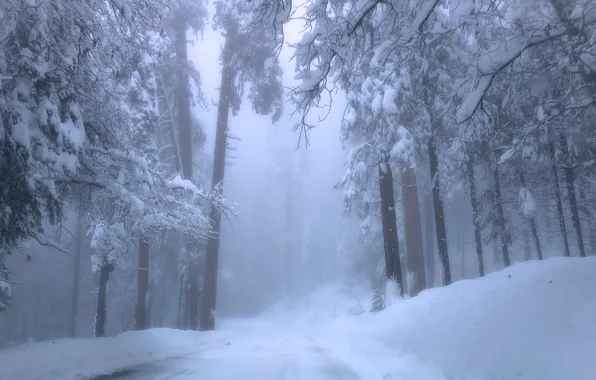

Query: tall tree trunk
[560,134,586,257]
[549,140,571,257]
[577,178,596,255]
[70,209,85,338]
[458,228,466,279]
[523,229,531,261]
[519,171,543,260]
[94,262,115,337]
[492,163,511,266]
[378,163,404,296]
[174,16,200,329]
[492,234,500,267]
[466,157,484,277]
[174,21,193,179]
[177,272,188,329]
[69,209,83,338]
[428,140,451,285]
[187,258,199,330]
[400,167,426,296]
[200,40,235,331]
[135,239,150,330]
[423,191,435,287]
[177,273,183,328]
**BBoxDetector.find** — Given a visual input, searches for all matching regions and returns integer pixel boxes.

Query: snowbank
[0,328,231,380]
[269,257,596,380]
[1,257,594,380]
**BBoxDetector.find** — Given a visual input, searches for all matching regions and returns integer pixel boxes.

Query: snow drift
[0,328,232,380]
[271,257,596,380]
[0,257,594,380]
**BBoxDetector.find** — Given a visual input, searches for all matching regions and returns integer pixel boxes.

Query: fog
[3,0,596,378]
[182,17,347,316]
[0,11,353,344]
[1,0,591,353]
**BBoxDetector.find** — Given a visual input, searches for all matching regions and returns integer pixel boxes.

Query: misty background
[1,0,590,346]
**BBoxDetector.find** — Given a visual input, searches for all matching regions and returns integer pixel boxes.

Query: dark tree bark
[466,157,484,277]
[400,167,426,296]
[200,39,234,331]
[94,262,115,337]
[423,191,435,287]
[549,140,571,257]
[492,163,511,266]
[492,234,500,267]
[523,229,531,261]
[177,272,188,329]
[577,178,596,255]
[428,140,451,285]
[519,171,543,260]
[457,228,466,279]
[69,209,83,338]
[378,164,404,296]
[560,134,586,257]
[135,239,150,330]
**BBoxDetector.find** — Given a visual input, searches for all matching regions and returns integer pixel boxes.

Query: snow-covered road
[3,258,596,380]
[94,334,360,380]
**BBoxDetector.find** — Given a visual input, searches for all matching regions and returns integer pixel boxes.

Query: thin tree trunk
[94,262,115,337]
[400,167,426,296]
[577,178,596,255]
[174,19,193,179]
[492,163,511,266]
[200,39,235,331]
[549,140,571,257]
[188,258,199,330]
[492,234,499,267]
[177,273,183,328]
[69,209,83,338]
[428,140,451,285]
[523,229,531,261]
[466,157,484,277]
[423,191,435,287]
[378,163,404,296]
[519,171,543,260]
[458,228,466,279]
[177,272,188,329]
[560,134,586,257]
[135,239,150,330]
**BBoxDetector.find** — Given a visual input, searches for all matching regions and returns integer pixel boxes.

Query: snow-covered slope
[0,257,594,380]
[0,329,233,380]
[267,257,596,380]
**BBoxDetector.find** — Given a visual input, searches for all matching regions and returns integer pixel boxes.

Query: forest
[1,0,596,364]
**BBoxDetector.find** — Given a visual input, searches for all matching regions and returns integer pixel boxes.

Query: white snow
[1,257,595,380]
[166,175,200,193]
[498,146,516,164]
[519,187,537,217]
[412,0,441,32]
[0,329,231,380]
[270,257,596,380]
[456,75,493,123]
[382,87,398,115]
[536,105,546,121]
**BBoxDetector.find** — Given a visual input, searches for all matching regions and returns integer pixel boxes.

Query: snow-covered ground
[1,257,595,380]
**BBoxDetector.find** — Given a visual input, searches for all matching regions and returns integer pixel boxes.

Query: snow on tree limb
[456,29,573,123]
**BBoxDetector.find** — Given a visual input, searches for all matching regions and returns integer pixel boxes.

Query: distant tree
[200,0,284,331]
